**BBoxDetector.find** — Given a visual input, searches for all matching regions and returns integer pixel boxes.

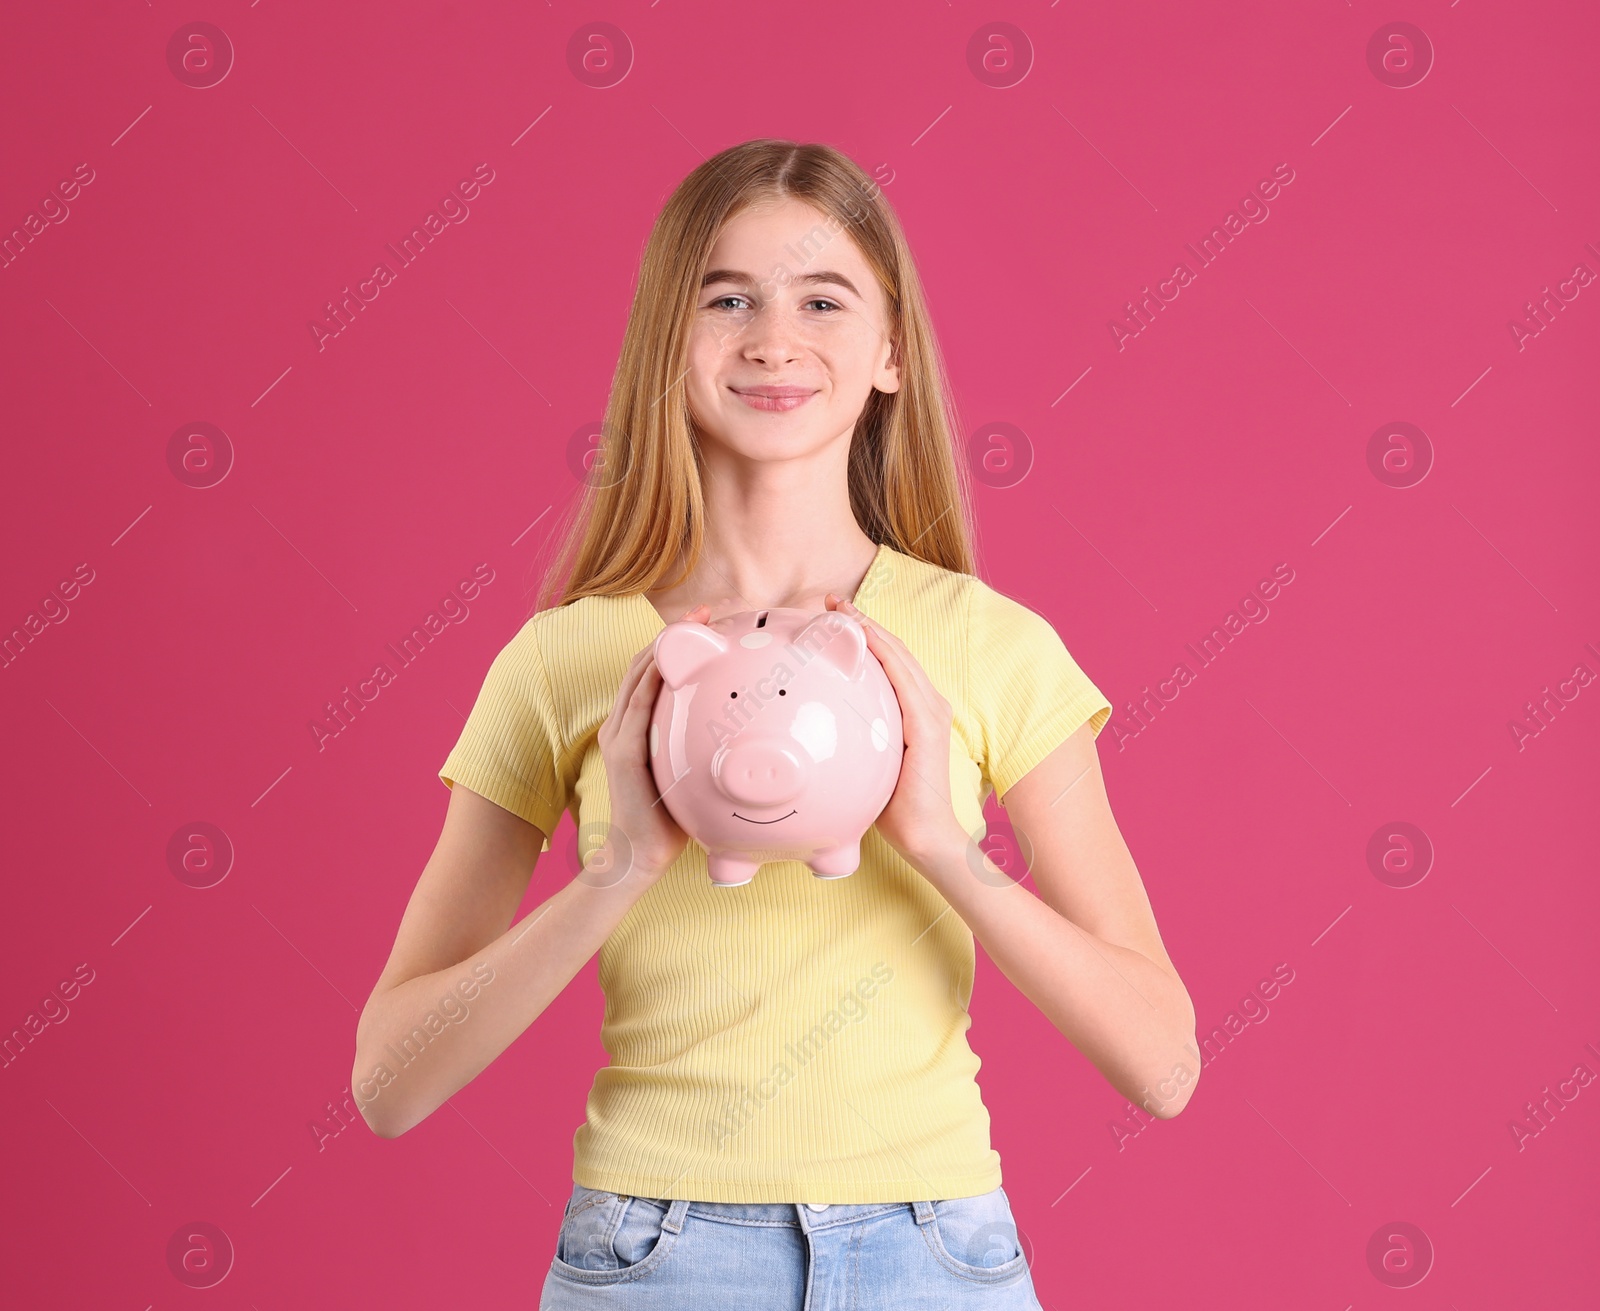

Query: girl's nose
[740,307,805,364]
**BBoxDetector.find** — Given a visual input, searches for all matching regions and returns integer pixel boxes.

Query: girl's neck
[643,531,881,625]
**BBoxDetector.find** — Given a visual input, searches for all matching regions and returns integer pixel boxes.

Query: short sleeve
[439,620,570,852]
[968,580,1113,801]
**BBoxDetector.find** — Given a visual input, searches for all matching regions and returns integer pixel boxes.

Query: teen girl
[355,139,1198,1309]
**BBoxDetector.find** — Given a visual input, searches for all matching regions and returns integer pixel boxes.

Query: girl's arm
[353,627,699,1138]
[905,722,1200,1119]
[351,783,663,1138]
[830,593,1199,1119]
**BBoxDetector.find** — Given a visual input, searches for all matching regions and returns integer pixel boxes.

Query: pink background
[2,1,1596,1306]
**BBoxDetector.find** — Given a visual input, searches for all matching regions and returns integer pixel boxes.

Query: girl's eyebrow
[701,268,861,297]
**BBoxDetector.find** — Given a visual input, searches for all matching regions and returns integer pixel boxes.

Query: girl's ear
[873,335,902,395]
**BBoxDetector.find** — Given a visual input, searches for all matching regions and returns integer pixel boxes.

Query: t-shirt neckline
[633,540,892,633]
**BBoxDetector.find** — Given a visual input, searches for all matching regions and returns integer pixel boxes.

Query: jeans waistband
[623,1194,940,1233]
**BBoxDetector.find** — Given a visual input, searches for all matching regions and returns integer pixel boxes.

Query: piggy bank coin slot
[755,611,769,628]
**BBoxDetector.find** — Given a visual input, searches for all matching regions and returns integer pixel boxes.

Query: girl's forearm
[907,820,1200,1117]
[352,857,654,1137]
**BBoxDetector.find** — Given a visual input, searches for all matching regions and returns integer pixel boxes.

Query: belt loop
[911,1199,937,1225]
[662,1198,690,1234]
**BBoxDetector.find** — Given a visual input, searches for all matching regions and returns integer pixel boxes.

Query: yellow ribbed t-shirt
[438,541,1112,1203]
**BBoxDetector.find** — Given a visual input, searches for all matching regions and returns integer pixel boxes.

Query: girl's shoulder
[511,592,661,692]
[864,543,969,621]
[876,546,1058,648]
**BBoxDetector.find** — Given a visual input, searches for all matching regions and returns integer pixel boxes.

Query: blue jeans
[539,1182,1044,1309]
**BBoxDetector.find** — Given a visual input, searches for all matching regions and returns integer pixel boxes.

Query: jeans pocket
[552,1187,678,1286]
[926,1187,1030,1282]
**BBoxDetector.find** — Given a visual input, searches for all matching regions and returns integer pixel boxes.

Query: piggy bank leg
[707,853,759,887]
[809,841,860,880]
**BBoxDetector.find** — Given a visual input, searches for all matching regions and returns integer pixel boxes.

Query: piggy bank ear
[793,612,868,681]
[654,622,729,689]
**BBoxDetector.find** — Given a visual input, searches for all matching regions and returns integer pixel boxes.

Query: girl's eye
[704,295,842,313]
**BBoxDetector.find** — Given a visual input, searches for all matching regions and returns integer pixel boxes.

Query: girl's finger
[623,643,655,675]
[613,641,660,717]
[625,658,662,719]
[832,594,899,649]
[856,621,940,728]
[834,596,939,705]
[622,605,704,689]
[829,593,904,668]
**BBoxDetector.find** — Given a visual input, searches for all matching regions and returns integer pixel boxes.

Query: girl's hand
[825,593,964,870]
[590,603,711,886]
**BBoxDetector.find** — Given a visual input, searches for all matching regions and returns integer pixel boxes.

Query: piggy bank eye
[778,689,786,695]
[730,691,737,698]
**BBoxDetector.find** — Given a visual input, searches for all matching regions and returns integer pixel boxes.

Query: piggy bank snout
[714,741,805,807]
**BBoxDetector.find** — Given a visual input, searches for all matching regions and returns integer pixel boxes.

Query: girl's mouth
[731,388,815,412]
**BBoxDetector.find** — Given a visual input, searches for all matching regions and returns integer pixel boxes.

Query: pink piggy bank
[649,607,904,887]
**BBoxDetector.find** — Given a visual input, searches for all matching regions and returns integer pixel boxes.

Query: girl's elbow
[359,1098,425,1140]
[1137,1026,1203,1119]
[1148,1064,1200,1119]
[350,1056,418,1139]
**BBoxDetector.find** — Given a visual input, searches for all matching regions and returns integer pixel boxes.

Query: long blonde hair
[535,138,977,613]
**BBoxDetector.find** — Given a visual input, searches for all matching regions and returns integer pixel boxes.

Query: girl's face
[684,195,900,460]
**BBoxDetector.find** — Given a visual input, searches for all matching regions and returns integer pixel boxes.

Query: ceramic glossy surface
[649,607,904,886]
